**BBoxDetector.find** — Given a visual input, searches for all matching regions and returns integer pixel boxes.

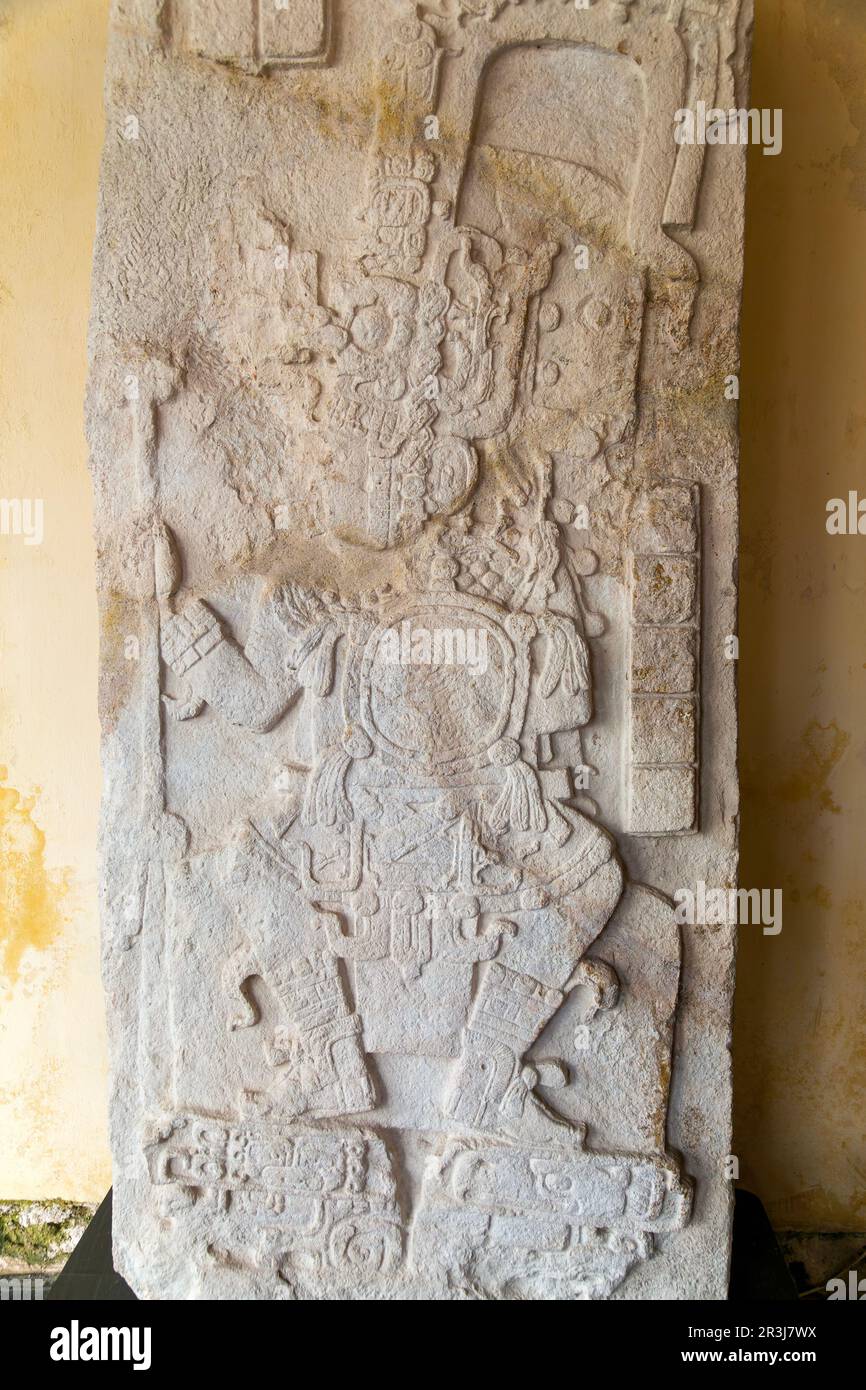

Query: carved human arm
[161,599,301,733]
[532,613,592,733]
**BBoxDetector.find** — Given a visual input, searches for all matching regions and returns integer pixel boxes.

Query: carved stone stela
[88,0,750,1300]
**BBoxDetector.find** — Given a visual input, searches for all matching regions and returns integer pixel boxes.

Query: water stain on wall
[806,0,866,209]
[777,719,851,815]
[0,771,73,986]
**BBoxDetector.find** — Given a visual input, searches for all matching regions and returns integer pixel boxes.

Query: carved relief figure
[91,0,749,1301]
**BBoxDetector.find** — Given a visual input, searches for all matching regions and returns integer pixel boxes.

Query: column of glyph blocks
[627,483,701,836]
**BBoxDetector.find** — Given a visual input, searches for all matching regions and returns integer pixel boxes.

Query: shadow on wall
[735,0,866,1234]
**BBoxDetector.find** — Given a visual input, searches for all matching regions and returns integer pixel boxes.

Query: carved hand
[161,599,224,676]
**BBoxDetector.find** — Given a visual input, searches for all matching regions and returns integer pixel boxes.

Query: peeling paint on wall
[0,774,73,986]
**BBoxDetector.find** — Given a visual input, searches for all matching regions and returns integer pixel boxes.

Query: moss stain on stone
[0,1200,95,1270]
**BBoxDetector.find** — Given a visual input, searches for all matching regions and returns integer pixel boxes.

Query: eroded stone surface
[87,0,751,1300]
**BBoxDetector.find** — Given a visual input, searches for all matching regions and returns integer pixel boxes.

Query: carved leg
[444,851,625,1142]
[246,953,375,1120]
[443,962,577,1143]
[224,823,376,1119]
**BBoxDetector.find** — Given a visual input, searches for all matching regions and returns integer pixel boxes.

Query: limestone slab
[88,0,752,1300]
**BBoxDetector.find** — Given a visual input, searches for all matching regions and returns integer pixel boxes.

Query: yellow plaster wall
[0,0,863,1231]
[0,0,111,1199]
